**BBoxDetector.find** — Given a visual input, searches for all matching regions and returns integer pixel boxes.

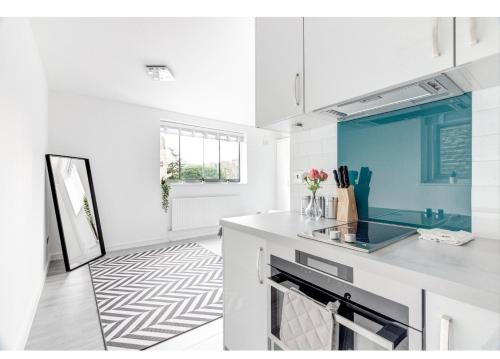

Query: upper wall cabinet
[255,18,304,128]
[455,17,500,66]
[304,18,455,112]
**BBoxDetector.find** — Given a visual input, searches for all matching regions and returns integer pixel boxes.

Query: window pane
[204,138,219,179]
[160,132,180,180]
[180,135,203,180]
[220,140,239,180]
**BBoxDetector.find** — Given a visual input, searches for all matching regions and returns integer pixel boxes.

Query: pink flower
[308,169,320,181]
[319,170,328,181]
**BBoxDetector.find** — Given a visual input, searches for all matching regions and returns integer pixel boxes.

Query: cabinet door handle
[432,18,441,58]
[294,73,301,107]
[439,315,452,350]
[469,17,478,46]
[256,247,264,284]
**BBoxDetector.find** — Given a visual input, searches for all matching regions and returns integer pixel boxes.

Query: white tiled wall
[290,124,337,211]
[472,86,500,239]
[290,86,500,239]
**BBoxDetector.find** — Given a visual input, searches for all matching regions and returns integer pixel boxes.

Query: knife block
[336,186,358,222]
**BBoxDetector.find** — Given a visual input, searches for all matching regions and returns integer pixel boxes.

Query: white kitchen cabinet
[425,291,500,350]
[223,227,268,350]
[255,17,304,128]
[456,17,500,66]
[304,18,455,112]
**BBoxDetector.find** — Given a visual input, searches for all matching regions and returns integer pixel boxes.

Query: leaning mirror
[46,154,106,271]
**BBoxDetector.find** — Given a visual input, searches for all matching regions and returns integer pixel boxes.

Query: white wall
[48,91,277,254]
[275,138,290,211]
[290,89,500,240]
[472,86,500,239]
[0,19,48,349]
[290,124,338,211]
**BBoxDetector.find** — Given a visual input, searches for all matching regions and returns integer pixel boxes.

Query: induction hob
[298,220,417,253]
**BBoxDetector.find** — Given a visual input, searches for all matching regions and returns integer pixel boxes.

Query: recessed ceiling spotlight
[145,65,175,82]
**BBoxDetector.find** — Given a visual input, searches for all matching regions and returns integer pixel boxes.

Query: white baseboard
[106,226,220,253]
[19,258,49,349]
[49,226,220,261]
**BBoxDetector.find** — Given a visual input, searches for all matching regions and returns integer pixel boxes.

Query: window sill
[169,181,247,186]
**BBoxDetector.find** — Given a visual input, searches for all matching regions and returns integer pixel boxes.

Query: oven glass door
[269,273,409,350]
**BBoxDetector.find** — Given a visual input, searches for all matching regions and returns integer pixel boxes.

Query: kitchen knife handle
[333,169,341,188]
[340,166,348,188]
[338,166,345,188]
[344,166,350,187]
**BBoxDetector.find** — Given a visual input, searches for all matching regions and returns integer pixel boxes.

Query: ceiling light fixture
[145,65,175,82]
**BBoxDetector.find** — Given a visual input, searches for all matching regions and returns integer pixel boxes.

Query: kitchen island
[221,211,500,350]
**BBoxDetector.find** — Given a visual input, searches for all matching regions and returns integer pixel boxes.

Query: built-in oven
[267,253,422,350]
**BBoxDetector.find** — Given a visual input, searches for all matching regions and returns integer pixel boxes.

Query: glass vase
[305,191,322,220]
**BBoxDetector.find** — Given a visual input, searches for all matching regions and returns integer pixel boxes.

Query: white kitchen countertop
[220,211,500,313]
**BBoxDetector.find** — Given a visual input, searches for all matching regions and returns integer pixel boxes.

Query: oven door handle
[334,314,395,350]
[267,278,398,350]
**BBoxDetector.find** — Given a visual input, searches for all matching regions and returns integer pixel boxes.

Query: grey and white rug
[89,242,223,350]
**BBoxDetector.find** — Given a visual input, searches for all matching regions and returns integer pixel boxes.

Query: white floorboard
[25,236,223,350]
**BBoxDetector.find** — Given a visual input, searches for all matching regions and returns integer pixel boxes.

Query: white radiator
[171,195,242,231]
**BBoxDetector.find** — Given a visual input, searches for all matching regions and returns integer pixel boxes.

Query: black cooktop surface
[310,221,417,252]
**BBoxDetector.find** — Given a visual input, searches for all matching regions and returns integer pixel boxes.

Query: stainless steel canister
[319,196,325,217]
[325,197,338,219]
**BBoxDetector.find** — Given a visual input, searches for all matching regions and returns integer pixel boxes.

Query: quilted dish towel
[417,228,474,245]
[280,288,340,350]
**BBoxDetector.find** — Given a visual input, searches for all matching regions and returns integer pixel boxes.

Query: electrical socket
[293,171,304,184]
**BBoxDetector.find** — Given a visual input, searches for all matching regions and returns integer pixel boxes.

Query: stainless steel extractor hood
[316,74,464,122]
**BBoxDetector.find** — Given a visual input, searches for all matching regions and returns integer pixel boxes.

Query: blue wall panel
[338,94,472,230]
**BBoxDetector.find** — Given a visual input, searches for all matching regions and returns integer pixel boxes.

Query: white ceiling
[31,18,255,126]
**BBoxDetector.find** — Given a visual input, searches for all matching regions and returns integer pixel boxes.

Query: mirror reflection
[46,155,105,270]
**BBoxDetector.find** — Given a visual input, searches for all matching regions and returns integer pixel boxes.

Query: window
[160,122,243,182]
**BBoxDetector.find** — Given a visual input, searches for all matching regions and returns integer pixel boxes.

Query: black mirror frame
[45,154,106,271]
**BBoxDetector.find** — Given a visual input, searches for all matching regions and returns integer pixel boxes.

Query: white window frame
[160,121,245,184]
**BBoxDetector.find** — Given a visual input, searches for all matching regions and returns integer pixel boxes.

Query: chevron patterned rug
[89,242,223,350]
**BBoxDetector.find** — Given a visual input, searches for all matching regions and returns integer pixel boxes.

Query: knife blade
[333,169,341,188]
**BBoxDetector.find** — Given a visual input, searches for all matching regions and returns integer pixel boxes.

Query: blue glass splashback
[338,94,472,231]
